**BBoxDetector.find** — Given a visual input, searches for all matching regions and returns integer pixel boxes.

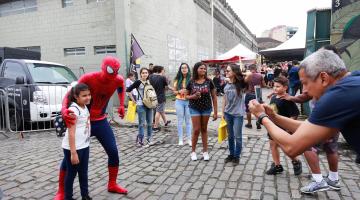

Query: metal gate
[2,83,70,133]
[0,89,6,133]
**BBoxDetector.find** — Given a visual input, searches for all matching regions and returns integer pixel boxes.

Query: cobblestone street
[0,114,359,200]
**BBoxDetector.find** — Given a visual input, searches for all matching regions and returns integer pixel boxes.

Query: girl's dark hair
[67,83,90,107]
[192,62,207,81]
[174,63,191,90]
[228,64,246,96]
[139,67,149,79]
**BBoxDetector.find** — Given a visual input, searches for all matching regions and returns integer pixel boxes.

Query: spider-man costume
[54,56,127,200]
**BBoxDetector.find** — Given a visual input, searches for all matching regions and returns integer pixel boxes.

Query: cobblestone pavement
[0,88,360,199]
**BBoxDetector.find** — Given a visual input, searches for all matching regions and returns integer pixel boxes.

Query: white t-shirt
[126,78,138,97]
[62,102,91,150]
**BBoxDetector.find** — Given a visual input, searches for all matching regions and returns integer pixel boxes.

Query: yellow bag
[218,117,228,143]
[125,101,137,123]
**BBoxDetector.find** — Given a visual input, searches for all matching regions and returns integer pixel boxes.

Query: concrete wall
[0,0,256,76]
[130,0,256,75]
[0,0,125,76]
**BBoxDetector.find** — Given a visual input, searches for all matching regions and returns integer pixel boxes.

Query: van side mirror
[15,76,25,84]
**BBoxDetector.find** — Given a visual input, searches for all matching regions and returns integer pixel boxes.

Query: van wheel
[9,107,22,131]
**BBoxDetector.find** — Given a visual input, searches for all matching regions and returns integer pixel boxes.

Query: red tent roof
[202,56,243,64]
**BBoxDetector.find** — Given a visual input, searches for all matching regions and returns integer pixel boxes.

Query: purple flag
[130,34,145,64]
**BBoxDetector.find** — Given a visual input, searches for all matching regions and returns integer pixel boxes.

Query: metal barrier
[1,83,121,133]
[0,89,7,133]
[3,84,70,133]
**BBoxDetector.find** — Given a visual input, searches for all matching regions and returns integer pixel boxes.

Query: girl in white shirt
[61,83,92,200]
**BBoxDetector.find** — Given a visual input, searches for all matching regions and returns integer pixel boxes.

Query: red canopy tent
[202,55,243,65]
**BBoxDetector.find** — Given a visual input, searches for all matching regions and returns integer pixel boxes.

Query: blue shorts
[189,107,212,116]
[245,93,256,112]
[267,74,274,81]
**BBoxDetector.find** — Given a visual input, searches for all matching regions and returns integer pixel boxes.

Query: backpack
[137,80,158,109]
[54,106,80,137]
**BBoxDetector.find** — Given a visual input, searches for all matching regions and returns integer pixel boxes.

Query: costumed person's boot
[108,166,128,194]
[54,170,66,200]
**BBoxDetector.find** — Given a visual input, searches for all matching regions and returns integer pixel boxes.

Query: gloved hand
[61,108,76,127]
[117,106,125,119]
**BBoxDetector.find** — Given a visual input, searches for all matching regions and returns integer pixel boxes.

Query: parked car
[0,59,77,131]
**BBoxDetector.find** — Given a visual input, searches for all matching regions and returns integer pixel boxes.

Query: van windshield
[27,63,77,84]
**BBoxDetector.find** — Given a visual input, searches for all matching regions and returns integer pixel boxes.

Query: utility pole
[211,0,214,58]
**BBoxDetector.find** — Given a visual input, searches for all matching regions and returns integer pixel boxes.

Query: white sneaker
[203,152,210,161]
[178,139,184,146]
[191,152,197,161]
[188,139,192,146]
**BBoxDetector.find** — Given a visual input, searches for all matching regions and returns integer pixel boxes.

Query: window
[87,0,106,3]
[3,61,27,81]
[17,46,41,53]
[62,0,73,8]
[64,47,85,56]
[0,0,37,17]
[27,63,77,84]
[94,45,116,55]
[167,35,188,73]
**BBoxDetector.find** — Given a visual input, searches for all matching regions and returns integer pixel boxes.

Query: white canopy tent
[217,43,258,61]
[260,25,306,52]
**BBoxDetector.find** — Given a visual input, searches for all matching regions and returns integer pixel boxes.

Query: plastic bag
[218,117,228,143]
[125,101,137,123]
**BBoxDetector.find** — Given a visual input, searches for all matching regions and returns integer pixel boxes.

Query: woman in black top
[186,62,218,161]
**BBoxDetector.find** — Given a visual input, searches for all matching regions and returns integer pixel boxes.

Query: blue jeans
[224,113,244,158]
[175,99,191,139]
[137,105,153,140]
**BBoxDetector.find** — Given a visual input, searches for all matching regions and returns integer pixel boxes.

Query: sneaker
[153,127,160,133]
[233,158,240,165]
[256,122,261,129]
[136,136,144,147]
[324,176,341,190]
[191,152,197,161]
[356,154,360,164]
[224,155,234,163]
[178,139,184,146]
[300,179,329,194]
[82,196,92,200]
[266,163,284,175]
[188,139,192,146]
[203,152,210,161]
[292,160,302,176]
[245,124,252,129]
[165,120,171,127]
[146,138,155,146]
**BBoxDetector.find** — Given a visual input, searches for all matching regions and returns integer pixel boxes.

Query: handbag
[217,117,228,143]
[125,101,137,123]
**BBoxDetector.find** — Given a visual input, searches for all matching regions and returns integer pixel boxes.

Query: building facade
[261,25,298,43]
[0,0,256,77]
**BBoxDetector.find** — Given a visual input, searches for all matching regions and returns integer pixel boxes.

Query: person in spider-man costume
[54,56,128,200]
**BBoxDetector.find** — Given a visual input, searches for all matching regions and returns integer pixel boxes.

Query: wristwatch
[257,113,269,125]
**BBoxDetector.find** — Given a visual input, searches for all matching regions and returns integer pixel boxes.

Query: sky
[227,0,332,36]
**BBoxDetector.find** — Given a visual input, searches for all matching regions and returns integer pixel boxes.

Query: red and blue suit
[54,56,127,200]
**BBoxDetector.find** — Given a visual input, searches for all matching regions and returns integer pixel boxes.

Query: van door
[3,61,32,125]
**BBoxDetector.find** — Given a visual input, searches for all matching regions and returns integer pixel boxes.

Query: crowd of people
[55,45,360,199]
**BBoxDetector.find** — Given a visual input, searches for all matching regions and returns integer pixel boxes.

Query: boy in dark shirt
[266,77,302,175]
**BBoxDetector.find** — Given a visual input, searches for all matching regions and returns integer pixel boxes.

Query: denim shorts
[189,107,212,116]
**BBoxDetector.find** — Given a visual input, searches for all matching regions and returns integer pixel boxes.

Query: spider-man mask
[100,56,121,81]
